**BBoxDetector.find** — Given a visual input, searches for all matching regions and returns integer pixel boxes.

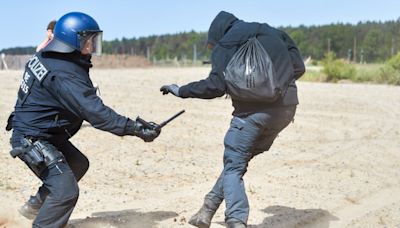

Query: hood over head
[207,11,238,45]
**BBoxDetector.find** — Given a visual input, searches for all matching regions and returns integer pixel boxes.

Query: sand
[0,67,399,228]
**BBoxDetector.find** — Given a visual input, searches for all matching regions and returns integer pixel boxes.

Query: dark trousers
[29,141,89,228]
[205,105,296,224]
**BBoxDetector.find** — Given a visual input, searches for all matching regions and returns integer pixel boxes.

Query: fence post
[146,46,151,60]
[193,44,197,65]
[1,53,8,70]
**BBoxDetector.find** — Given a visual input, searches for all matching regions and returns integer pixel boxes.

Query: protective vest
[12,52,88,144]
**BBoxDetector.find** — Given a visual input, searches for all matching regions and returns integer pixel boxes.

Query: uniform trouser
[31,141,89,228]
[205,106,296,224]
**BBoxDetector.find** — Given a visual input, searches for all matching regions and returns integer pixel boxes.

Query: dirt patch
[1,68,399,227]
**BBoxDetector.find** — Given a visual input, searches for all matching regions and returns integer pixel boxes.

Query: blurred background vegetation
[2,19,400,85]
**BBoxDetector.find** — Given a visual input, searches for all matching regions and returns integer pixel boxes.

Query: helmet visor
[79,31,103,56]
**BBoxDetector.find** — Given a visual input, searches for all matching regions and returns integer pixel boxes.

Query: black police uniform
[9,51,146,227]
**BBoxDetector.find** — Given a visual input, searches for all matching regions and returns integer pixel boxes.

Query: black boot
[226,219,247,228]
[188,198,219,228]
[18,194,43,220]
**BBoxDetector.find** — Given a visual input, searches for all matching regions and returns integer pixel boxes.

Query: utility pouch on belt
[10,138,64,167]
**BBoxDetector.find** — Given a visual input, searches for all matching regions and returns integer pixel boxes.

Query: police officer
[161,11,305,228]
[7,12,160,227]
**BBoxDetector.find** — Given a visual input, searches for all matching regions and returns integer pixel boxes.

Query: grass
[353,63,382,83]
[301,63,400,85]
[300,69,327,82]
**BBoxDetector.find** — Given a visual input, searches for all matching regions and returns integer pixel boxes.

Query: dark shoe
[188,199,218,228]
[18,195,43,220]
[226,219,247,228]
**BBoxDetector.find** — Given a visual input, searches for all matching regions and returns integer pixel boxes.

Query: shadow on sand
[68,209,178,228]
[248,205,338,228]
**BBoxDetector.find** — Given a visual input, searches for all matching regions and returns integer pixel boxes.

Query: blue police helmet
[43,12,103,55]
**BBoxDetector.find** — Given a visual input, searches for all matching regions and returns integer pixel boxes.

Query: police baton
[136,110,185,131]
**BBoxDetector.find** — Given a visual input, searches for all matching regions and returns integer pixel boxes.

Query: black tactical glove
[126,119,161,142]
[160,84,180,97]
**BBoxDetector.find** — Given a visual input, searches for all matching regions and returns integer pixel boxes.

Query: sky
[1,0,400,50]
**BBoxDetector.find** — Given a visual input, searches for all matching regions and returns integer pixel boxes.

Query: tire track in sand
[329,187,400,227]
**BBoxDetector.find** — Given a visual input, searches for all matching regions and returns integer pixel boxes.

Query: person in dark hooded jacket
[160,11,305,228]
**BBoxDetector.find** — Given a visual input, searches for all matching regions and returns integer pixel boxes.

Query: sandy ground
[0,67,399,228]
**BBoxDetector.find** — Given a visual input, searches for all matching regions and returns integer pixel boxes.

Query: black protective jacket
[178,11,305,117]
[11,51,134,146]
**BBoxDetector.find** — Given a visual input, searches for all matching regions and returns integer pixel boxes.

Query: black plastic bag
[224,37,281,102]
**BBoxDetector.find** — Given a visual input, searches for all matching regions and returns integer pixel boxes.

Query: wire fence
[0,54,207,70]
[1,54,31,70]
